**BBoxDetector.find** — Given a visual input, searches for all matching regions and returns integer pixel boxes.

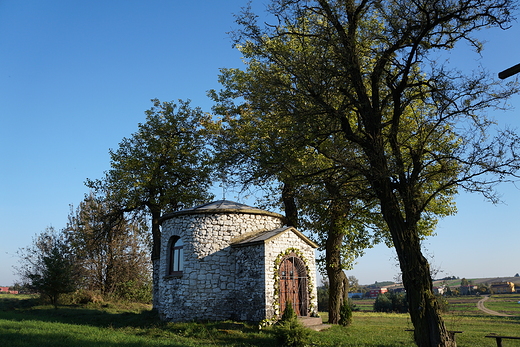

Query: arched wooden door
[279,253,308,316]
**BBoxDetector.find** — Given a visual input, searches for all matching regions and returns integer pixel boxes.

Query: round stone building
[157,200,318,322]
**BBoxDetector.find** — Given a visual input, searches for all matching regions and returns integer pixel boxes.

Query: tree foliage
[64,193,152,302]
[86,99,214,257]
[215,0,520,345]
[374,292,409,313]
[16,227,79,308]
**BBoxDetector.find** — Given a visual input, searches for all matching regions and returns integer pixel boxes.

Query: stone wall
[232,244,266,321]
[158,211,284,321]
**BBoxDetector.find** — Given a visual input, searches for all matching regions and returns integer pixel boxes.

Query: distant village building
[433,286,446,295]
[0,287,18,294]
[368,287,388,298]
[491,281,515,294]
[155,200,318,322]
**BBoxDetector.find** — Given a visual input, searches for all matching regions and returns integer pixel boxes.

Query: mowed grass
[319,310,520,347]
[1,295,520,346]
[0,295,272,347]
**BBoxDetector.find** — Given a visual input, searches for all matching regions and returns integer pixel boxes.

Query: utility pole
[499,63,520,79]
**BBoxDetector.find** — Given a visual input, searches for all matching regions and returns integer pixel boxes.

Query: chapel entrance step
[298,316,331,331]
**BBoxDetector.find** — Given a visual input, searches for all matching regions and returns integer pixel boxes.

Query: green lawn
[1,295,520,346]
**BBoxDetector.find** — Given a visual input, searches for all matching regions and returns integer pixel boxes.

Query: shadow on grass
[0,330,189,347]
[0,296,40,311]
[0,297,278,347]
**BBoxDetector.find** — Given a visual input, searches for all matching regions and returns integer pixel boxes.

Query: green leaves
[87,99,214,215]
[86,99,215,260]
[17,227,79,307]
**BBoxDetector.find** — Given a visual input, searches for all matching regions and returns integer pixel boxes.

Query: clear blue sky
[1,1,519,287]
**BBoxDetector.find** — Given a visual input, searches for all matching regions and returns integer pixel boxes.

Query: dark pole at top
[499,63,520,79]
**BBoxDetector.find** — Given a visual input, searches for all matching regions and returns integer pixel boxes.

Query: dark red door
[279,254,308,316]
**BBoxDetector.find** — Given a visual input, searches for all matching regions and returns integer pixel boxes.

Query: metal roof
[184,200,263,211]
[160,200,285,222]
[232,226,318,249]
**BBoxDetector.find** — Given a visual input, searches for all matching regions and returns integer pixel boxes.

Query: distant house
[459,285,478,295]
[491,282,515,294]
[433,286,446,295]
[369,287,388,298]
[0,287,18,294]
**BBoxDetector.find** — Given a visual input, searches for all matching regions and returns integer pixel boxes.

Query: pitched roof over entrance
[232,226,319,249]
[160,200,285,222]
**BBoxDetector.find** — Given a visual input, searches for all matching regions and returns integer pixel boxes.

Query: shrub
[113,280,152,304]
[435,295,449,313]
[339,299,353,326]
[274,318,311,347]
[373,293,393,312]
[373,292,408,313]
[281,301,297,322]
[273,301,311,347]
[390,292,408,313]
[64,289,104,305]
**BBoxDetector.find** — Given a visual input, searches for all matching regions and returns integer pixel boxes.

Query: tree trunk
[152,258,161,310]
[282,182,299,228]
[377,193,455,346]
[326,229,343,324]
[341,271,349,304]
[366,137,455,346]
[392,223,455,347]
[325,198,349,324]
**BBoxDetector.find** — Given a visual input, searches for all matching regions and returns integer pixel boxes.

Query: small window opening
[168,237,184,276]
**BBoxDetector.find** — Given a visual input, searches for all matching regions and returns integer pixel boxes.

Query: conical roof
[185,200,262,211]
[160,200,284,222]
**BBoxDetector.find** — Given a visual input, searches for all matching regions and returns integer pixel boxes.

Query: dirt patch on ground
[477,296,514,317]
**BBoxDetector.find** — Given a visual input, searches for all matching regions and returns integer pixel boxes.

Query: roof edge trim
[160,208,285,223]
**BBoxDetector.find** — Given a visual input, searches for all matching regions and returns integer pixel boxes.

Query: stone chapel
[156,200,318,322]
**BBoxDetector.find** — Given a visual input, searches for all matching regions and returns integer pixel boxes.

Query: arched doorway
[279,253,308,316]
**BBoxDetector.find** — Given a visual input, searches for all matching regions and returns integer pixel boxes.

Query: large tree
[219,1,520,345]
[64,193,152,301]
[86,99,214,307]
[211,13,455,326]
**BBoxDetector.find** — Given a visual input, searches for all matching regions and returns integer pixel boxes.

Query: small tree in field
[339,299,353,326]
[16,227,79,308]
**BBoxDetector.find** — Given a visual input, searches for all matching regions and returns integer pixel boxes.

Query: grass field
[484,294,520,316]
[1,294,519,346]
